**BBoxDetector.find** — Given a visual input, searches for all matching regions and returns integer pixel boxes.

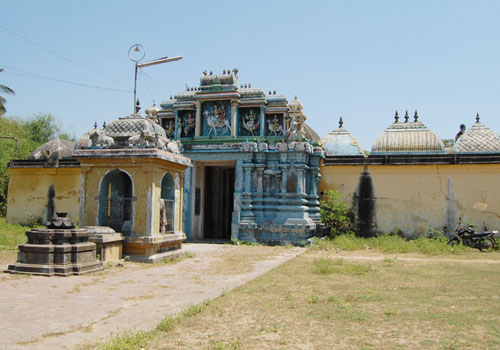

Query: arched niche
[99,169,133,233]
[160,173,175,233]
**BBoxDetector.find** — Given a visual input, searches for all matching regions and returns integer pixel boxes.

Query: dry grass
[94,248,500,350]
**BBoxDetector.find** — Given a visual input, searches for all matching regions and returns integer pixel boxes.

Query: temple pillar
[259,106,266,136]
[195,101,201,137]
[231,100,238,136]
[174,110,179,140]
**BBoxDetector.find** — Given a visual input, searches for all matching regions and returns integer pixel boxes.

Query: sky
[1,0,500,150]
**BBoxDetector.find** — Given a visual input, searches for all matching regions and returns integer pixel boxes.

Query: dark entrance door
[203,166,235,239]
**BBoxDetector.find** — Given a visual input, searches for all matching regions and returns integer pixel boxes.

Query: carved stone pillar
[296,166,305,194]
[256,166,264,193]
[280,165,289,194]
[174,110,179,140]
[195,101,201,137]
[231,100,238,136]
[243,164,253,193]
[259,106,266,136]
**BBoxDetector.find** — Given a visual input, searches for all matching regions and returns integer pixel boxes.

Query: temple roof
[371,111,445,154]
[319,118,364,156]
[29,138,76,160]
[453,115,500,153]
[105,114,166,139]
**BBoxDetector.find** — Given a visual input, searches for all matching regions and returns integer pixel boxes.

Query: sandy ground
[0,243,304,350]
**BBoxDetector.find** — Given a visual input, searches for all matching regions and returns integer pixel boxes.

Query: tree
[0,114,74,215]
[319,189,353,237]
[0,68,15,116]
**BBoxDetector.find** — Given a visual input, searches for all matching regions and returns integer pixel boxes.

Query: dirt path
[0,244,304,350]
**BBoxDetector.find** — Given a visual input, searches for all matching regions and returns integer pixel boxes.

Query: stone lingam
[6,212,103,276]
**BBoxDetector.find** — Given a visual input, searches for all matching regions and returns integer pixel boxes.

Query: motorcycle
[447,222,498,251]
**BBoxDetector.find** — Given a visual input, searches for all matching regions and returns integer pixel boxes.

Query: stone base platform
[123,232,186,263]
[86,226,124,263]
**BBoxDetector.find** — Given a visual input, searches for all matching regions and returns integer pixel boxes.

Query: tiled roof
[453,118,500,153]
[371,112,445,154]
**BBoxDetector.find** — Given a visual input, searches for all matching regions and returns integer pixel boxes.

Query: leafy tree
[0,114,74,215]
[320,189,353,237]
[0,68,15,116]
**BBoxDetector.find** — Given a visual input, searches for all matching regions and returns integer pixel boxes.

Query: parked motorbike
[448,222,498,251]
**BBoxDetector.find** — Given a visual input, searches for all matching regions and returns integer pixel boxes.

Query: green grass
[311,233,472,255]
[94,301,212,350]
[0,217,28,250]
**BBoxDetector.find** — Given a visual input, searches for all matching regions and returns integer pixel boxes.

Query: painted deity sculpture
[203,102,231,136]
[267,115,284,136]
[242,109,260,136]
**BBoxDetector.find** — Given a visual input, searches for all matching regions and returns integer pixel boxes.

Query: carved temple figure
[89,130,114,148]
[183,112,195,137]
[242,109,260,135]
[286,113,306,142]
[165,120,175,139]
[128,130,154,148]
[204,103,231,136]
[267,116,284,136]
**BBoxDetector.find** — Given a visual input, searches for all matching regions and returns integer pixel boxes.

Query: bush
[319,189,352,237]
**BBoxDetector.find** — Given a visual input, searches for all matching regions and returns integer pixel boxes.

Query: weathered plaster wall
[6,167,81,225]
[319,163,500,236]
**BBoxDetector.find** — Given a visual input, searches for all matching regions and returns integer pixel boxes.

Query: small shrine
[6,211,103,276]
[74,109,191,262]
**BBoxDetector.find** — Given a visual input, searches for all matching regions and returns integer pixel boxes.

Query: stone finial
[394,111,399,123]
[94,121,98,129]
[244,84,247,88]
[339,117,343,128]
[414,110,419,122]
[223,69,226,74]
[269,90,272,95]
[476,113,480,123]
[273,90,276,95]
[227,68,230,74]
[103,121,107,129]
[404,110,409,122]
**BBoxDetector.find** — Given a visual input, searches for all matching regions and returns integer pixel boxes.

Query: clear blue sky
[1,0,499,149]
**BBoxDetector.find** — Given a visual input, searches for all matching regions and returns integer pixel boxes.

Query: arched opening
[160,173,175,232]
[99,169,133,234]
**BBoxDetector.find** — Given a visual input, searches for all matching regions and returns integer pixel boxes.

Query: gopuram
[157,69,324,245]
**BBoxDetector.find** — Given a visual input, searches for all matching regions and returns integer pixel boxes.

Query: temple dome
[371,111,445,154]
[302,123,320,143]
[319,118,364,156]
[29,138,76,160]
[105,113,166,140]
[453,115,500,153]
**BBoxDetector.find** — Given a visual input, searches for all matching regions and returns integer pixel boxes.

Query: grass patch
[0,217,27,250]
[90,248,500,349]
[312,233,472,255]
[313,258,371,275]
[94,301,211,350]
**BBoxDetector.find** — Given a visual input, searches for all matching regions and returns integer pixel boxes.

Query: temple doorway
[99,169,133,234]
[203,166,235,239]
